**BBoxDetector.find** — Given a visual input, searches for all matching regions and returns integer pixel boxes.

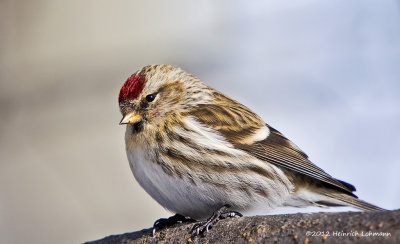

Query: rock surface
[87,210,399,244]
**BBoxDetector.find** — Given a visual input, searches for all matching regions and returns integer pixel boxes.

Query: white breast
[125,117,294,220]
[127,149,294,220]
[127,147,227,220]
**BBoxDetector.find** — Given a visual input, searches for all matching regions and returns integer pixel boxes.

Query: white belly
[128,147,223,219]
[127,147,294,220]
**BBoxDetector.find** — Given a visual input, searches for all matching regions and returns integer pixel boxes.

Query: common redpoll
[118,64,383,233]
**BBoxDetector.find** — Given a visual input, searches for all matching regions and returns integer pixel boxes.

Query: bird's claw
[191,205,243,236]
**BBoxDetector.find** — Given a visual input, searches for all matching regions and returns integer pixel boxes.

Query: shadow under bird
[118,64,384,235]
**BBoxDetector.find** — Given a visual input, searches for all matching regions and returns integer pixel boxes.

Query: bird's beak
[120,111,142,125]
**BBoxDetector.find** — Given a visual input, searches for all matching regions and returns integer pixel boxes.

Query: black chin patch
[133,120,144,133]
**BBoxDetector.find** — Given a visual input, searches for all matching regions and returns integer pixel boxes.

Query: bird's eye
[145,94,156,102]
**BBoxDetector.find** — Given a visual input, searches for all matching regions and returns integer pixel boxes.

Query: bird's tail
[319,191,384,211]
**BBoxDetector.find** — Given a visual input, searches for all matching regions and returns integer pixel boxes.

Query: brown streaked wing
[189,94,355,194]
[234,126,355,194]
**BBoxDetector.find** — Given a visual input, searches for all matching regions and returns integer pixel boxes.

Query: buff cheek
[149,107,163,119]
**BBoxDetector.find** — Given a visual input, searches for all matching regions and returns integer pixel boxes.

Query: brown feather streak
[188,96,355,195]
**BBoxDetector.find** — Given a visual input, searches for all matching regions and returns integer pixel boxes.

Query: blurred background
[1,0,399,243]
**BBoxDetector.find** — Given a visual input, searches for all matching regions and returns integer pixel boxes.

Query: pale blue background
[1,1,399,243]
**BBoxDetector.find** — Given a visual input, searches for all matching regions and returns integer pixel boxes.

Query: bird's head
[118,64,211,132]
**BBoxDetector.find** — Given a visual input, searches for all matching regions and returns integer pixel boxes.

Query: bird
[118,64,383,234]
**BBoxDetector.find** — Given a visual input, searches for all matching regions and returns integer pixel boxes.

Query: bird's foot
[152,214,195,236]
[191,204,243,236]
